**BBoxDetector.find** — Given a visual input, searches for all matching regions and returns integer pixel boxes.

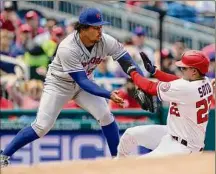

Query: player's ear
[194,68,202,77]
[191,68,197,75]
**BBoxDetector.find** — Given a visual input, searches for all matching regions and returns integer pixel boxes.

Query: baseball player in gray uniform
[1,8,144,166]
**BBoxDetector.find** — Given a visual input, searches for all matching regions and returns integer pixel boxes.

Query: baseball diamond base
[1,153,214,174]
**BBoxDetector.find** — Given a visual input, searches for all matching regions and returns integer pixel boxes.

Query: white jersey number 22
[170,95,213,124]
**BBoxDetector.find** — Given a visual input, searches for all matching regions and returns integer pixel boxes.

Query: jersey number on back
[196,95,212,124]
[170,95,212,124]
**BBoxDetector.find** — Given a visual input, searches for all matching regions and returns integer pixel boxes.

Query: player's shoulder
[170,77,212,90]
[58,31,79,51]
[169,78,189,86]
[166,78,195,91]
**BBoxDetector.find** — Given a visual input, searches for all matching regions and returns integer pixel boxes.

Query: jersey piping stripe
[157,82,163,101]
[63,69,85,73]
[114,51,127,61]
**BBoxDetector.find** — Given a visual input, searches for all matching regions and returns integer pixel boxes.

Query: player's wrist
[127,65,136,75]
[108,92,112,99]
[150,66,156,75]
[148,65,156,75]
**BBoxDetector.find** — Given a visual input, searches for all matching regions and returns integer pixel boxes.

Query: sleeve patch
[160,82,171,92]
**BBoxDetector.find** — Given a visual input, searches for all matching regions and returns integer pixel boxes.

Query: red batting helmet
[175,50,210,74]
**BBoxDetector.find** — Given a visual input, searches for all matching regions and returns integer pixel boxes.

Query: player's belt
[171,136,203,152]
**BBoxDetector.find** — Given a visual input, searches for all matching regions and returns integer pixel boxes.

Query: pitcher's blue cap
[79,8,110,26]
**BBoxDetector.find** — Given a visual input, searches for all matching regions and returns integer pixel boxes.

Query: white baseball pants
[31,73,114,137]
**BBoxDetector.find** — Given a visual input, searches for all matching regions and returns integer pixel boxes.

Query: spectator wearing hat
[25,10,45,38]
[131,26,155,77]
[42,26,65,58]
[10,24,33,57]
[34,18,57,46]
[154,39,186,74]
[23,26,65,79]
[159,48,182,76]
[0,1,21,32]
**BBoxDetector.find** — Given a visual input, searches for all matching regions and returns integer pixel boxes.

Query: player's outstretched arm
[117,53,144,76]
[69,71,124,106]
[140,52,179,82]
[123,62,158,96]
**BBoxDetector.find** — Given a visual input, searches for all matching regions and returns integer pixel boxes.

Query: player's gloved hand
[110,90,124,107]
[132,87,155,113]
[140,52,156,75]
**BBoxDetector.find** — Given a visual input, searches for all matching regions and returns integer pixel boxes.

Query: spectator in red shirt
[7,79,43,109]
[110,79,140,109]
[0,84,13,109]
[110,79,148,123]
[0,1,21,32]
[63,100,80,109]
[0,94,14,110]
[25,10,44,38]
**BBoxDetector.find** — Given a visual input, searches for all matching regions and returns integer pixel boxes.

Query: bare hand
[110,90,124,107]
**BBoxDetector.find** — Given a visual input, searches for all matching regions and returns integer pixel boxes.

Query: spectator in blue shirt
[94,59,115,78]
[94,59,117,90]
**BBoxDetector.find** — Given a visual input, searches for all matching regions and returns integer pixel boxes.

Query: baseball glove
[132,87,155,113]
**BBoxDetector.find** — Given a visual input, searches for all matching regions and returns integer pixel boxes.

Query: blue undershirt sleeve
[117,52,144,76]
[69,71,111,99]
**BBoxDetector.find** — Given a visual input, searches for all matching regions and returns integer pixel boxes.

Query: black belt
[172,136,203,152]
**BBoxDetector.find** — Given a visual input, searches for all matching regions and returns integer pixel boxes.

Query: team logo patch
[160,82,171,92]
[96,13,101,19]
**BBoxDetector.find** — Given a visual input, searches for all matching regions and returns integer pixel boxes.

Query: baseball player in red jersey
[117,50,213,157]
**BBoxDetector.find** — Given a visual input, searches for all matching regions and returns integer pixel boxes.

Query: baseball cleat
[0,150,10,168]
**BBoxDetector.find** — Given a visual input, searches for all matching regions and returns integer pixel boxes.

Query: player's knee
[31,119,54,137]
[98,112,114,126]
[124,127,138,137]
[117,128,138,157]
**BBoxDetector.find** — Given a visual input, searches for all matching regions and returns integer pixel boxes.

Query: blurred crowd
[125,1,215,27]
[0,1,215,114]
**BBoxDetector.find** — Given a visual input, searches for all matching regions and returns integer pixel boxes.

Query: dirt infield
[1,153,214,174]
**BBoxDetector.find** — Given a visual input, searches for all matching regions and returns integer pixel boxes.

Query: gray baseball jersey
[48,31,127,82]
[32,31,127,137]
